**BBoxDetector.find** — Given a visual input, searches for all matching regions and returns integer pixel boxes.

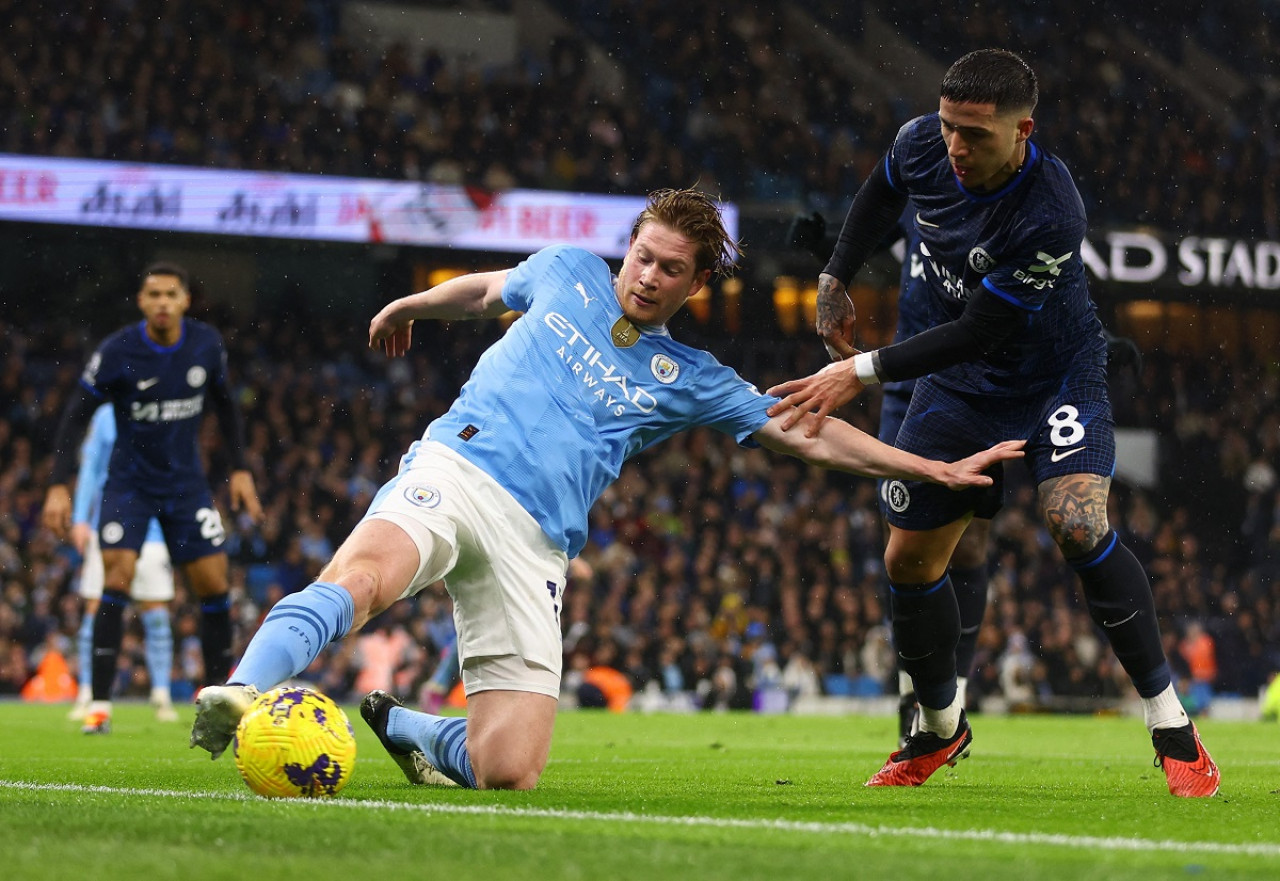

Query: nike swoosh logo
[915,211,940,228]
[137,377,160,390]
[1050,446,1085,462]
[1101,610,1139,628]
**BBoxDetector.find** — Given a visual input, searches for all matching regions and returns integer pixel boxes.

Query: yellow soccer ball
[233,686,356,798]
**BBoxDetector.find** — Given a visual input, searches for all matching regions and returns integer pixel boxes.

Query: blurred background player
[42,262,264,734]
[68,403,178,724]
[770,50,1217,796]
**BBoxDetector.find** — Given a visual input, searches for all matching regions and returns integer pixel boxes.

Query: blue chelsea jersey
[72,404,166,542]
[79,318,231,494]
[887,114,1106,396]
[426,244,779,557]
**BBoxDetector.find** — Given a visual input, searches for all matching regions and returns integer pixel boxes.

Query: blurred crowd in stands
[2,307,1278,713]
[1,0,1279,714]
[1,0,1276,237]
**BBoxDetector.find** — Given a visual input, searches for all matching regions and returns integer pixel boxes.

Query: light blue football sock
[429,637,461,691]
[76,612,93,689]
[140,607,173,696]
[386,707,477,789]
[230,582,355,690]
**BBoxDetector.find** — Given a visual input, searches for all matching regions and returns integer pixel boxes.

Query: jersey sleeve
[72,405,114,525]
[501,245,581,313]
[884,115,931,192]
[79,342,116,399]
[695,361,780,445]
[981,212,1086,311]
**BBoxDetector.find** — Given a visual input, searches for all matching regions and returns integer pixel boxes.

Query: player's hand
[766,358,865,436]
[229,470,265,524]
[71,522,92,555]
[41,485,72,539]
[936,440,1026,490]
[816,273,856,361]
[369,303,414,358]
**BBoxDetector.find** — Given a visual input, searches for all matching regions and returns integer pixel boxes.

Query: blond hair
[630,188,742,278]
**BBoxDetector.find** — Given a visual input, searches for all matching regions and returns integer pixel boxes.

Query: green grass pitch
[2,702,1277,880]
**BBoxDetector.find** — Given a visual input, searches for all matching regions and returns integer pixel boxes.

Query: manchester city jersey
[426,244,779,557]
[79,318,231,494]
[887,114,1106,396]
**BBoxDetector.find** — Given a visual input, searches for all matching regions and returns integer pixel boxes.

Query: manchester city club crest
[404,485,442,508]
[187,365,207,387]
[650,353,679,384]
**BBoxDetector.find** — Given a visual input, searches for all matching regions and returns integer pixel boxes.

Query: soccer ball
[233,686,356,798]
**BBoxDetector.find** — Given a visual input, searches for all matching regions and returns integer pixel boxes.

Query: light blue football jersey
[72,404,166,543]
[425,244,779,557]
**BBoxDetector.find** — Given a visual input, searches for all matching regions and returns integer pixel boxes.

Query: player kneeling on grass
[189,188,1024,789]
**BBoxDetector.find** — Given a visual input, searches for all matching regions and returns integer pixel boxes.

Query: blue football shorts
[98,483,226,564]
[883,366,1115,531]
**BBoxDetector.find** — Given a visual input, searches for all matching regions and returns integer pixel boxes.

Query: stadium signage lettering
[217,192,318,228]
[1082,231,1280,290]
[80,183,180,222]
[0,169,56,203]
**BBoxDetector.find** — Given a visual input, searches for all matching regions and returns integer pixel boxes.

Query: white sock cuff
[1143,683,1189,730]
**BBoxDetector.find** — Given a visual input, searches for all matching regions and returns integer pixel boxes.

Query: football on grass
[233,686,356,798]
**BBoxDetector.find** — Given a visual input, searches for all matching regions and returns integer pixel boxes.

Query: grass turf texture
[2,702,1277,880]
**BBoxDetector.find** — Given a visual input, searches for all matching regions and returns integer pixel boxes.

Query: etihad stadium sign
[1080,230,1280,291]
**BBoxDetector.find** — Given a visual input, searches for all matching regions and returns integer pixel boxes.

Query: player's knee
[1046,517,1109,559]
[883,547,945,584]
[472,755,543,791]
[951,527,990,569]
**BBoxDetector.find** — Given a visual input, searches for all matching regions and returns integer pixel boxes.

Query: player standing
[68,404,179,724]
[190,188,1023,789]
[769,50,1219,797]
[789,214,996,747]
[43,262,264,733]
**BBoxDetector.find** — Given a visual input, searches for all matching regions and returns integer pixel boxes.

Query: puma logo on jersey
[136,377,160,390]
[575,282,595,308]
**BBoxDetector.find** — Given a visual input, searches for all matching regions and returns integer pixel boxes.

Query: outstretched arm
[752,414,1024,489]
[369,270,511,357]
[767,285,1026,435]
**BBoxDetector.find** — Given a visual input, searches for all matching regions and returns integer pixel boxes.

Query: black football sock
[890,575,960,710]
[1068,530,1170,697]
[949,562,989,680]
[200,594,234,686]
[91,590,130,701]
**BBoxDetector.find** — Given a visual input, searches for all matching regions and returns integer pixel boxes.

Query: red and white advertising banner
[0,154,739,259]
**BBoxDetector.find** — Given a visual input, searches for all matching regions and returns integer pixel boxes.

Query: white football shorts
[363,441,568,698]
[79,531,175,602]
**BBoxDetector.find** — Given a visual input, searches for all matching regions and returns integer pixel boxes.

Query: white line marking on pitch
[3,780,1277,858]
